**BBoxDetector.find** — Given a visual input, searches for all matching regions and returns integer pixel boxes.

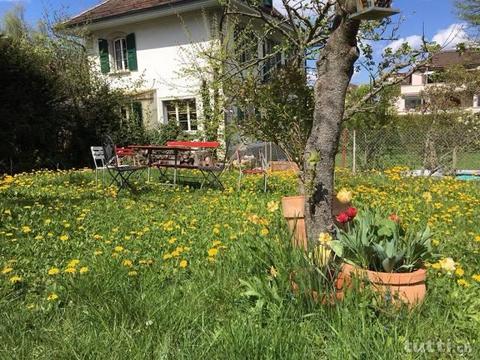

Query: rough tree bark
[304,1,360,246]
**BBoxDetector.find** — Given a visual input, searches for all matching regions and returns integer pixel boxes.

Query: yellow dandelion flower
[432,239,440,246]
[455,268,465,277]
[114,246,124,252]
[168,237,177,244]
[260,228,269,236]
[9,275,22,284]
[94,250,103,256]
[59,235,69,241]
[22,226,32,233]
[213,228,220,235]
[128,271,138,276]
[122,259,133,267]
[44,219,52,225]
[93,234,103,240]
[319,232,332,244]
[208,248,218,257]
[431,262,441,270]
[163,253,172,260]
[212,240,222,247]
[457,279,470,287]
[47,293,59,301]
[471,274,480,282]
[1,267,13,275]
[47,267,60,276]
[179,260,188,268]
[475,235,480,242]
[64,267,76,274]
[267,201,279,213]
[79,267,89,274]
[67,259,80,268]
[422,192,432,203]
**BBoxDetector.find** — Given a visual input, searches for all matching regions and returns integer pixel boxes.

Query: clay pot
[281,195,351,249]
[337,263,427,306]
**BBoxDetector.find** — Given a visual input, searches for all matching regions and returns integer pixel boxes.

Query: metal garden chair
[91,146,107,186]
[102,135,147,193]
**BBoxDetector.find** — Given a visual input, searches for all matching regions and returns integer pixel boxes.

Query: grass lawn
[0,168,479,359]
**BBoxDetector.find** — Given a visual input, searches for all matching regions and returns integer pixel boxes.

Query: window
[404,96,422,110]
[234,26,258,64]
[164,99,197,131]
[113,38,128,71]
[120,102,143,126]
[262,39,282,81]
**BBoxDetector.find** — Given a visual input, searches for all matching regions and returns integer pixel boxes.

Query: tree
[456,0,480,27]
[222,0,433,246]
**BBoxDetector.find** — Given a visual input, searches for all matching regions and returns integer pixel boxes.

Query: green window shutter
[132,102,143,126]
[126,33,138,71]
[98,39,110,74]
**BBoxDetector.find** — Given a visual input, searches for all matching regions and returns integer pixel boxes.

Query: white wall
[88,10,217,126]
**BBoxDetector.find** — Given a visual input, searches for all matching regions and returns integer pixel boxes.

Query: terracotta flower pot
[337,263,427,306]
[281,195,350,249]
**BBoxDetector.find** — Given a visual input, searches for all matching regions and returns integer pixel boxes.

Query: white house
[396,50,480,114]
[65,0,280,133]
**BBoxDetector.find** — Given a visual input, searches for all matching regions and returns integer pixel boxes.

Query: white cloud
[432,23,469,50]
[384,35,423,53]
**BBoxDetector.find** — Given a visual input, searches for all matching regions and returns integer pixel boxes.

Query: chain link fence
[337,122,480,173]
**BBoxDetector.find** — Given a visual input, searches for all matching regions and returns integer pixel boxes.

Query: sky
[0,0,467,83]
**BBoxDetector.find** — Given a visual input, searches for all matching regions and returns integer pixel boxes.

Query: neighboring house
[65,0,282,133]
[396,50,480,114]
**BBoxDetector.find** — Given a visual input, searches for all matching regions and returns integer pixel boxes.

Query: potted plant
[329,210,433,306]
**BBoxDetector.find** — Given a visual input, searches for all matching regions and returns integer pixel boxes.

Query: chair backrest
[91,146,106,169]
[102,135,118,167]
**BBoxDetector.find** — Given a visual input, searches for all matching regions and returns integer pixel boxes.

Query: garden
[1,168,479,358]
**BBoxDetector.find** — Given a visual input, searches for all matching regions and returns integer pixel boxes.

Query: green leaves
[334,210,433,273]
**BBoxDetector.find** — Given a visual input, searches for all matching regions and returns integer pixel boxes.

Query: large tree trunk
[304,2,360,247]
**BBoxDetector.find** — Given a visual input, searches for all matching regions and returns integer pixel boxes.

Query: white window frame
[113,37,128,72]
[164,99,198,132]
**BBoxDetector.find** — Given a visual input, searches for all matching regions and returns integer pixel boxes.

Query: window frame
[113,37,128,72]
[164,99,198,132]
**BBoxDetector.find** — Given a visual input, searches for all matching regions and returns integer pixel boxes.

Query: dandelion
[114,246,124,252]
[64,267,76,274]
[212,240,222,247]
[475,235,480,242]
[94,250,103,256]
[22,226,32,233]
[457,279,470,287]
[1,267,13,275]
[44,219,52,225]
[267,201,279,213]
[213,228,220,235]
[208,248,218,257]
[455,268,465,277]
[422,192,432,203]
[128,271,138,276]
[319,232,332,244]
[67,259,80,268]
[59,235,69,241]
[79,266,89,274]
[163,253,172,260]
[179,260,188,268]
[122,259,133,267]
[472,274,480,282]
[260,228,269,236]
[9,275,22,284]
[47,267,60,276]
[47,293,59,301]
[168,237,177,244]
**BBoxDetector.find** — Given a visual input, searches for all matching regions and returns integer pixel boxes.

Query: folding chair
[102,135,147,193]
[91,146,107,186]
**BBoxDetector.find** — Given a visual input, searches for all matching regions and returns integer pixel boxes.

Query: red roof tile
[65,0,193,27]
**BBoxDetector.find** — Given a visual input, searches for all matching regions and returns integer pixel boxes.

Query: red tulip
[336,212,350,224]
[345,207,357,219]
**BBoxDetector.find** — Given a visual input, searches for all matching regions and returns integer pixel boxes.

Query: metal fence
[337,123,480,173]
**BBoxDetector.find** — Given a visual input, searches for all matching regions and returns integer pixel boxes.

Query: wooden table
[128,144,224,189]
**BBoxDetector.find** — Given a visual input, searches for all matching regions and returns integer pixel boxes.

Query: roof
[64,0,282,28]
[431,50,480,69]
[64,0,192,27]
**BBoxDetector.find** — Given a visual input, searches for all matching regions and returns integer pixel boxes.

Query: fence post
[352,129,357,174]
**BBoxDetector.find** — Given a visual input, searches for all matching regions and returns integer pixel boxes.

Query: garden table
[129,144,224,189]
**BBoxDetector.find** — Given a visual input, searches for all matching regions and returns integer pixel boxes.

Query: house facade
[65,0,280,134]
[396,51,480,114]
